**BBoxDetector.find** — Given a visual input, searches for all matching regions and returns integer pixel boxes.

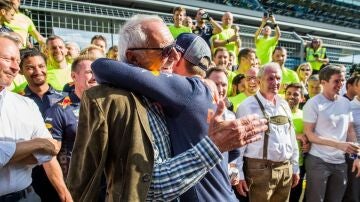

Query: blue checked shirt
[142,97,223,201]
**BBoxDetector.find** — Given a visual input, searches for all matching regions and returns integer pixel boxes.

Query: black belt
[0,186,33,202]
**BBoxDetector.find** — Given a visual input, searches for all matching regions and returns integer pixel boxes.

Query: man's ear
[71,71,76,81]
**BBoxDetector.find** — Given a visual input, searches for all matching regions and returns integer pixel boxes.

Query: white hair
[257,62,281,78]
[118,14,164,62]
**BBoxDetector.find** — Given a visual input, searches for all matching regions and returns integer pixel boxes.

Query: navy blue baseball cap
[175,33,211,71]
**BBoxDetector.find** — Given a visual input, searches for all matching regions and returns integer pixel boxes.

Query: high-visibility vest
[306,47,326,71]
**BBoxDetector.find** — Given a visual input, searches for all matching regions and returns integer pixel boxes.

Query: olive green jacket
[67,85,154,202]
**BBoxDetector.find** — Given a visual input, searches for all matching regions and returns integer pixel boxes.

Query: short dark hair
[19,48,46,70]
[205,67,228,78]
[232,73,245,86]
[238,48,255,64]
[0,0,14,11]
[285,83,304,96]
[91,35,107,47]
[319,65,343,82]
[173,6,186,14]
[272,46,287,55]
[46,35,64,45]
[213,47,229,58]
[346,75,360,90]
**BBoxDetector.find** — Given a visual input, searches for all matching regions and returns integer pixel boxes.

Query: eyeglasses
[128,42,175,58]
[0,55,20,65]
[300,68,311,72]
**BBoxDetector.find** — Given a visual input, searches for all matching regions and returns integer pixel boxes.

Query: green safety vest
[306,47,326,71]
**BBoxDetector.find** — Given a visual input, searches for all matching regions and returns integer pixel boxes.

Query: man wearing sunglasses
[92,32,264,201]
[67,14,268,202]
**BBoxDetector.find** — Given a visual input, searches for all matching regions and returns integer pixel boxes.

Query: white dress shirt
[236,91,299,180]
[0,89,53,196]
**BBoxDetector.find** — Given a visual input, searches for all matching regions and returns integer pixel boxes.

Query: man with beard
[303,65,360,202]
[236,62,300,201]
[284,83,310,202]
[230,67,259,113]
[45,35,72,91]
[20,48,72,202]
[272,46,299,94]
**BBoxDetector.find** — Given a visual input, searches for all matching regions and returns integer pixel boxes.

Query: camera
[201,12,210,20]
[313,53,319,58]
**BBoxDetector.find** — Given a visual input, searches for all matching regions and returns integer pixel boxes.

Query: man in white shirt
[303,65,360,202]
[235,62,299,201]
[0,33,59,201]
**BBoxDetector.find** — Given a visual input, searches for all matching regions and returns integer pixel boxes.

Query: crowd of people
[1,1,360,202]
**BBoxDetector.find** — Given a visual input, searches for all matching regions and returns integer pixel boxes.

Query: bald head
[222,12,233,27]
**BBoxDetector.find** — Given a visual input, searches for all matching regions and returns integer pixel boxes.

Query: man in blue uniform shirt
[19,48,71,202]
[45,54,97,177]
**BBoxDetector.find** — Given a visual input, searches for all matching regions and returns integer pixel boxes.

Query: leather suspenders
[254,94,293,160]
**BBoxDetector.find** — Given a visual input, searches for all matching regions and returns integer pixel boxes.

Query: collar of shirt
[256,91,282,109]
[0,88,5,111]
[24,85,58,96]
[68,91,81,106]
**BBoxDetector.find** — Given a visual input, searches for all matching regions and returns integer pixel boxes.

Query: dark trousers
[343,155,360,202]
[290,165,306,202]
[305,154,347,202]
[31,165,60,202]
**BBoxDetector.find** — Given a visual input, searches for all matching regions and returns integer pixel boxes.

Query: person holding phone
[193,8,223,47]
[254,11,281,65]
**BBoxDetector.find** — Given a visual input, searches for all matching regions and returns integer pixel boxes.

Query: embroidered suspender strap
[254,94,270,160]
[280,104,294,133]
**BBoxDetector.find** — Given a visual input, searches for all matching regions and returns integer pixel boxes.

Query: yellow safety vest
[306,47,326,71]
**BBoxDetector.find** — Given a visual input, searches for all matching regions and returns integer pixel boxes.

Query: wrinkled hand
[209,101,268,152]
[35,138,60,156]
[292,173,300,188]
[235,180,249,196]
[337,142,360,154]
[352,159,360,177]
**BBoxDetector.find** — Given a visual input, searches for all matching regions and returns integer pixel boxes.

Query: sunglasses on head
[128,42,176,58]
